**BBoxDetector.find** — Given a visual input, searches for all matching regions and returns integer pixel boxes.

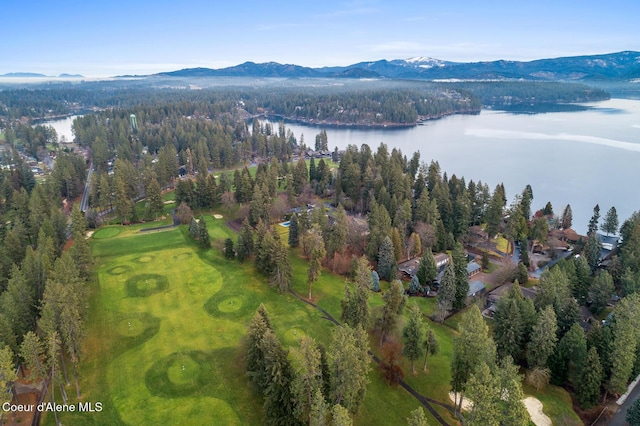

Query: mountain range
[0,72,84,78]
[156,51,640,81]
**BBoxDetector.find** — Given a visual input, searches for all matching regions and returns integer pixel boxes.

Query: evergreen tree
[407,407,429,426]
[391,227,403,262]
[379,280,406,344]
[377,236,397,281]
[527,306,557,368]
[269,237,292,293]
[328,205,348,258]
[0,345,16,409]
[366,200,392,260]
[340,283,370,330]
[328,325,370,414]
[236,219,254,262]
[577,346,603,408]
[436,263,456,322]
[549,322,586,386]
[560,204,573,229]
[587,204,600,235]
[145,176,164,220]
[451,242,469,310]
[493,294,524,362]
[627,395,640,425]
[496,356,529,426]
[70,204,87,238]
[246,306,273,391]
[601,206,619,236]
[189,217,199,239]
[288,213,300,248]
[371,271,380,292]
[260,329,297,425]
[422,329,439,372]
[224,238,235,260]
[584,232,602,273]
[450,306,496,413]
[416,249,437,288]
[588,271,614,314]
[408,275,422,295]
[310,389,329,426]
[464,362,499,426]
[331,404,352,426]
[292,336,323,425]
[305,226,326,300]
[608,293,640,396]
[198,216,210,248]
[402,305,425,373]
[255,222,277,276]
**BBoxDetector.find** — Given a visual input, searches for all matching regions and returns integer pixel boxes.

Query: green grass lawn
[51,214,576,425]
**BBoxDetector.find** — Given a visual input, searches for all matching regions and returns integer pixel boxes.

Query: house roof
[398,258,420,276]
[597,233,619,250]
[468,281,485,297]
[434,253,450,264]
[467,262,481,275]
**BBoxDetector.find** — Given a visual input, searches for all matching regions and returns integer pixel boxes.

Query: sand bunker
[448,392,473,411]
[523,397,551,426]
[448,393,550,426]
[213,214,223,219]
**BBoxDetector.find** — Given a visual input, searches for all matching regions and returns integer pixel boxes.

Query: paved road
[608,385,640,426]
[80,160,94,212]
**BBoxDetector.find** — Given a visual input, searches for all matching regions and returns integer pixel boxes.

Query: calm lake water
[47,99,640,234]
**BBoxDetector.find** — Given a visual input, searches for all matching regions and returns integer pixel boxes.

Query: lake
[46,99,640,235]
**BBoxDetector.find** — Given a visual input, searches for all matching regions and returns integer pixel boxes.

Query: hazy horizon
[2,0,639,77]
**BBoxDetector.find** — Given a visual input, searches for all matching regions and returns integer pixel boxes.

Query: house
[597,233,619,263]
[398,258,420,280]
[467,261,481,278]
[579,305,597,332]
[434,253,450,268]
[484,283,537,318]
[467,281,486,298]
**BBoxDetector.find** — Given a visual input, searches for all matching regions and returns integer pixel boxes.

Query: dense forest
[0,78,610,124]
[1,84,640,425]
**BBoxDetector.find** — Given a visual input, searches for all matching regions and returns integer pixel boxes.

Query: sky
[2,0,639,77]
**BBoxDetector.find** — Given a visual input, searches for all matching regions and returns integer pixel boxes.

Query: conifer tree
[436,263,456,322]
[527,306,557,368]
[402,305,425,373]
[577,347,603,408]
[451,242,469,310]
[422,329,439,372]
[371,271,380,292]
[450,306,496,413]
[379,280,406,344]
[288,213,300,248]
[292,337,323,425]
[224,238,235,260]
[416,249,437,287]
[305,226,326,300]
[261,329,296,425]
[328,325,370,414]
[377,236,397,281]
[236,219,254,262]
[198,216,210,248]
[407,407,429,426]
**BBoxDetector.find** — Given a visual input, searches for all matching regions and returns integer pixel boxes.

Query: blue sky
[3,0,639,76]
